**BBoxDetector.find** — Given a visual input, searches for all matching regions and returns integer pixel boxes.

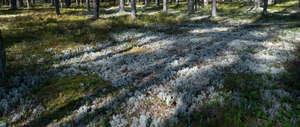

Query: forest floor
[0,1,300,127]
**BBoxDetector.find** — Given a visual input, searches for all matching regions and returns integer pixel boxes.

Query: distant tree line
[1,0,299,19]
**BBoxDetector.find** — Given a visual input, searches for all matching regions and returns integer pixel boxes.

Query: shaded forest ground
[0,1,300,127]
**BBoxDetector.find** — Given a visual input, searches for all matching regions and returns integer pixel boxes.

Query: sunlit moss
[35,73,111,111]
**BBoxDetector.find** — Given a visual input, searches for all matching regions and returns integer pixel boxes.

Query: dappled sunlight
[1,1,300,126]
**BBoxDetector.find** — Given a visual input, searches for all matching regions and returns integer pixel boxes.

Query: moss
[35,73,111,110]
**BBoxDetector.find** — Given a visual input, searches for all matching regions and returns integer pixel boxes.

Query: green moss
[35,73,111,110]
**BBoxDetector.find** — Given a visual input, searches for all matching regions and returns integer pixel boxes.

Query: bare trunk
[204,0,208,7]
[0,30,6,79]
[55,0,60,15]
[163,0,167,12]
[119,0,125,12]
[93,0,99,19]
[17,0,24,7]
[144,0,148,7]
[175,0,178,6]
[187,0,194,13]
[65,0,71,8]
[86,0,90,11]
[254,0,260,9]
[155,0,159,7]
[11,0,17,10]
[211,0,216,17]
[263,0,268,14]
[131,0,136,20]
[195,0,199,11]
[27,0,31,8]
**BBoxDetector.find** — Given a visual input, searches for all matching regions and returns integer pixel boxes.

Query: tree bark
[144,0,148,7]
[0,30,6,79]
[127,0,130,5]
[55,0,60,15]
[204,0,208,7]
[27,0,31,8]
[211,0,216,17]
[65,0,71,8]
[155,0,159,7]
[163,0,167,12]
[86,0,90,11]
[93,0,100,19]
[17,0,24,7]
[11,0,17,10]
[131,0,136,20]
[175,0,178,6]
[263,0,268,14]
[119,0,125,12]
[187,0,194,13]
[195,0,199,11]
[254,0,260,10]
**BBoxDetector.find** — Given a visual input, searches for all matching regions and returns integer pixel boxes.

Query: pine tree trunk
[155,0,159,7]
[131,0,136,20]
[127,0,130,5]
[65,0,71,8]
[11,0,17,10]
[263,0,268,14]
[51,0,54,6]
[17,0,24,7]
[86,0,90,11]
[0,30,6,79]
[195,0,199,11]
[93,0,99,19]
[144,0,149,7]
[119,0,125,12]
[55,0,60,15]
[163,0,167,12]
[204,0,208,7]
[187,0,194,13]
[27,0,31,8]
[211,0,216,17]
[254,0,260,9]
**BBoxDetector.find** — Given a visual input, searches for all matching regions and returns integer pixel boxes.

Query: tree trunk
[163,0,167,12]
[0,30,6,79]
[254,0,260,9]
[65,0,71,7]
[248,0,252,5]
[27,0,31,8]
[175,0,178,6]
[86,0,90,11]
[17,0,24,7]
[263,0,268,14]
[119,0,125,12]
[32,0,35,5]
[131,0,136,20]
[195,0,199,11]
[93,0,100,19]
[55,0,60,15]
[127,0,130,5]
[144,0,149,7]
[211,0,216,17]
[204,0,208,7]
[187,0,194,13]
[11,0,17,10]
[155,0,159,7]
[51,0,55,6]
[298,0,300,8]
